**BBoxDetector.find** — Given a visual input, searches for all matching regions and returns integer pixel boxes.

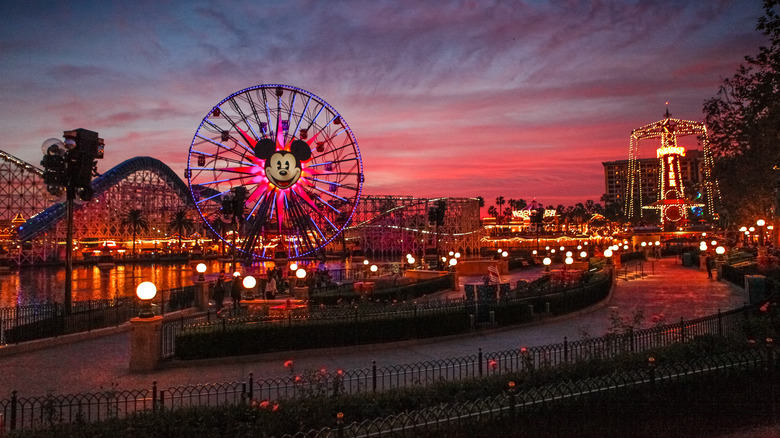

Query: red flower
[489,360,498,370]
[284,360,294,368]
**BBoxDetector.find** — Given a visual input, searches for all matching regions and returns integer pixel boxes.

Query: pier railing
[0,286,196,345]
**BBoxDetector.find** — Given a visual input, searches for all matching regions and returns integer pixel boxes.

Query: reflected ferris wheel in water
[186,84,364,261]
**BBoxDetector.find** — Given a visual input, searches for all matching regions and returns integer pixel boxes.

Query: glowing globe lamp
[290,262,298,271]
[243,275,257,289]
[370,264,378,273]
[716,246,726,255]
[604,249,613,258]
[196,263,207,282]
[296,268,307,279]
[136,281,157,318]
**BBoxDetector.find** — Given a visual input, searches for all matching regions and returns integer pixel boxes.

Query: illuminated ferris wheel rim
[186,84,364,260]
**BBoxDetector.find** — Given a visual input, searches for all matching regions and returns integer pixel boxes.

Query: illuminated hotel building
[602,149,705,208]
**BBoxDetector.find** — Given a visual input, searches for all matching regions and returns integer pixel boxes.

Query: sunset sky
[0,0,768,210]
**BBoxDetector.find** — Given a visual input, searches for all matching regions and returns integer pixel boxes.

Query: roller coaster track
[16,156,190,241]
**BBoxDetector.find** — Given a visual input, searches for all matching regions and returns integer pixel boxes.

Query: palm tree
[495,196,506,224]
[167,209,195,251]
[121,209,149,258]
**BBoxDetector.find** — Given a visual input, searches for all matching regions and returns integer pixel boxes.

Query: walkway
[0,257,746,397]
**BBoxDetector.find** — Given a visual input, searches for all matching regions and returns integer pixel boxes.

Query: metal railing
[1,298,767,433]
[0,286,196,345]
[160,272,611,358]
[287,348,772,438]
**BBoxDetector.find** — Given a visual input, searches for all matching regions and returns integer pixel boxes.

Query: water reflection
[0,258,363,307]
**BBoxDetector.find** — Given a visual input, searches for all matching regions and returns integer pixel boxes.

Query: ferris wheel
[186,84,364,261]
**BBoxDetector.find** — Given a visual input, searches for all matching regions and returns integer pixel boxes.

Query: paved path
[0,257,746,397]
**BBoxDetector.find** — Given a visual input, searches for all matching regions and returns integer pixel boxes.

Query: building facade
[602,149,704,208]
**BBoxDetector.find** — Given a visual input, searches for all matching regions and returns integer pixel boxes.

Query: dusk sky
[0,0,769,210]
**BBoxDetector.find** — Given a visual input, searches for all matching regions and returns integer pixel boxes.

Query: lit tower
[624,108,720,227]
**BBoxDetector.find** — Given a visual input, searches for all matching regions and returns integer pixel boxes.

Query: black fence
[0,286,196,345]
[285,348,773,438]
[1,297,766,434]
[161,272,610,359]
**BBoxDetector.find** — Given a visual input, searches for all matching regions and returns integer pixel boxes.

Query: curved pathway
[0,257,745,397]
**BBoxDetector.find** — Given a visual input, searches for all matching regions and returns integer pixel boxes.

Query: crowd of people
[209,264,336,314]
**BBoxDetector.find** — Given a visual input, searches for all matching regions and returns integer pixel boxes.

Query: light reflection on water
[0,258,360,308]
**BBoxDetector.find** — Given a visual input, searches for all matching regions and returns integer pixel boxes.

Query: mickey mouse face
[254,138,312,190]
[265,151,301,189]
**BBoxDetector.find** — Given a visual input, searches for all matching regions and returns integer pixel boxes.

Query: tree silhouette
[121,209,149,258]
[167,209,195,251]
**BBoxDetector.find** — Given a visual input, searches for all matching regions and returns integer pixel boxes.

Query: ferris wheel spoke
[308,158,359,168]
[242,193,274,255]
[242,93,266,140]
[287,197,324,253]
[291,95,312,138]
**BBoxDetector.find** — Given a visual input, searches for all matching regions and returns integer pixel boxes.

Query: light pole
[39,129,104,315]
[757,219,766,246]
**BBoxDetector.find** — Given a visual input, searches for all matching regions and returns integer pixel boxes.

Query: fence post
[717,309,723,336]
[767,339,776,421]
[508,381,517,417]
[563,337,568,363]
[336,412,344,438]
[152,381,158,411]
[10,390,16,431]
[478,348,483,377]
[648,357,656,389]
[248,372,254,401]
[372,360,377,393]
[629,329,635,353]
[680,317,686,342]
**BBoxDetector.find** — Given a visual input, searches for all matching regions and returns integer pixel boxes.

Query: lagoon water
[0,258,369,308]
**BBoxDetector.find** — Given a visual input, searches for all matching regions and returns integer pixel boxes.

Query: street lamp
[543,257,551,272]
[296,268,307,286]
[757,219,766,246]
[196,263,207,282]
[136,281,157,318]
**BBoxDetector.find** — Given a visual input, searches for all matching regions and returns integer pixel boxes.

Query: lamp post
[39,130,104,315]
[136,281,157,318]
[757,219,766,246]
[543,257,551,272]
[130,281,162,372]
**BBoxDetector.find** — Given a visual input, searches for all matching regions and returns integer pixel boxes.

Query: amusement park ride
[625,108,720,231]
[0,84,480,269]
[185,84,365,262]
